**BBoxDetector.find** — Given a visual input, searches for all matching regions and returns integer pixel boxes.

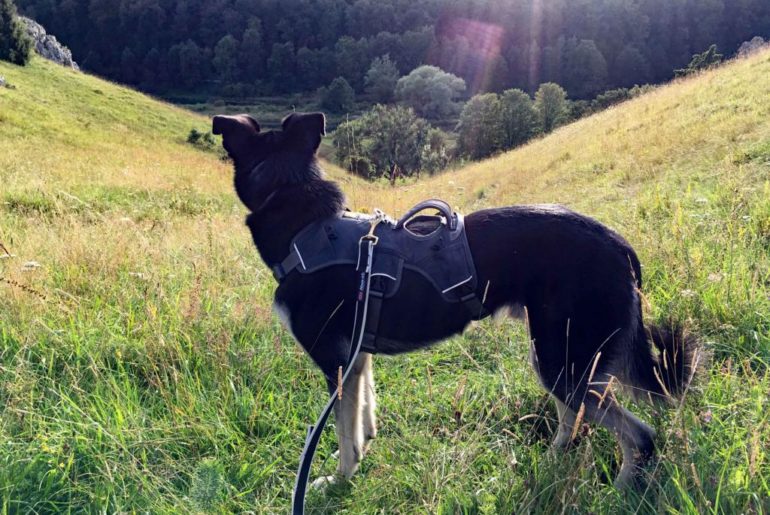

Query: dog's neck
[238,157,345,268]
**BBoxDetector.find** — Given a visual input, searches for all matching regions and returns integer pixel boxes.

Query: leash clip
[360,210,386,245]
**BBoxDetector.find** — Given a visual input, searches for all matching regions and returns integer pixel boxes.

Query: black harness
[285,200,487,514]
[274,199,486,353]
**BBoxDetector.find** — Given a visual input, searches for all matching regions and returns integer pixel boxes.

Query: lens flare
[434,17,505,94]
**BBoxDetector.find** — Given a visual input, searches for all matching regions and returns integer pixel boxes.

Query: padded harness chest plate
[273,200,488,352]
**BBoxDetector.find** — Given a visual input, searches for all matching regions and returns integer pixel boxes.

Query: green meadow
[0,52,769,513]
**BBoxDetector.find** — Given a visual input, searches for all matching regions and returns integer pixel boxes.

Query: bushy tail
[627,320,702,403]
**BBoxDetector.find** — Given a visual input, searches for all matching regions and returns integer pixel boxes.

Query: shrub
[675,44,723,77]
[0,0,32,65]
[333,104,449,180]
[319,76,355,113]
[187,128,216,151]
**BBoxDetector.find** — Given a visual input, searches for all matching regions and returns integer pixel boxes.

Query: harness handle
[395,199,457,231]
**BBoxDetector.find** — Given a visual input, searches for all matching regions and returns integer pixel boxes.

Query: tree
[320,76,355,113]
[267,42,296,92]
[499,88,539,149]
[334,104,449,179]
[534,82,568,133]
[395,65,466,119]
[674,44,723,77]
[120,47,138,83]
[334,35,369,90]
[612,45,651,88]
[213,34,240,83]
[0,0,32,65]
[175,40,204,88]
[364,54,399,102]
[562,38,608,98]
[484,54,510,93]
[239,18,265,82]
[456,93,503,160]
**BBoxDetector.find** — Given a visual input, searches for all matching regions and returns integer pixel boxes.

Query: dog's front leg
[312,355,366,489]
[360,353,377,451]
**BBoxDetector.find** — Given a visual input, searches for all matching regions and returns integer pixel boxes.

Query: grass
[0,52,769,513]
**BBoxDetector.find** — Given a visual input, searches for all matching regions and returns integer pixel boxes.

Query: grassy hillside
[1,53,769,514]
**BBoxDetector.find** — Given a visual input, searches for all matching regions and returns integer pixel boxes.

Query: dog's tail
[624,314,702,403]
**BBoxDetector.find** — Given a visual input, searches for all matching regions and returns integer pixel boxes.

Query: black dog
[213,111,698,489]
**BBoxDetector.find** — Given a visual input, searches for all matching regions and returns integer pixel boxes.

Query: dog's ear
[212,114,261,161]
[281,112,326,153]
[212,114,260,136]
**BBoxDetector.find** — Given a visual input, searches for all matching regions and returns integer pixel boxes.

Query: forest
[15,0,770,100]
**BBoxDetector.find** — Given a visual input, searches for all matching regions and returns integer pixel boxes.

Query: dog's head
[212,112,326,171]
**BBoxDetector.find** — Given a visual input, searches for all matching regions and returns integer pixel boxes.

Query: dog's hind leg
[360,353,377,452]
[529,314,655,488]
[553,368,656,488]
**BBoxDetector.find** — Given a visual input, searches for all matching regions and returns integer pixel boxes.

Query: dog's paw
[311,475,338,490]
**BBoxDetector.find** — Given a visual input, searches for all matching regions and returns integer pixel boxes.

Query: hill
[1,53,769,513]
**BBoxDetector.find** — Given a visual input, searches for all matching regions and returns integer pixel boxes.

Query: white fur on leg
[360,354,377,449]
[334,358,365,479]
[552,397,577,450]
[311,475,337,490]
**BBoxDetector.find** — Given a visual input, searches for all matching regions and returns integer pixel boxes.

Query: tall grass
[0,53,769,513]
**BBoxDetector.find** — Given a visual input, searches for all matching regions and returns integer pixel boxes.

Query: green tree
[364,54,399,102]
[334,104,449,179]
[320,76,355,113]
[213,34,239,83]
[534,82,568,133]
[0,0,32,65]
[562,38,608,98]
[456,93,503,160]
[499,88,539,149]
[267,42,295,92]
[239,18,265,82]
[176,40,203,88]
[334,35,369,90]
[612,45,651,88]
[395,65,466,119]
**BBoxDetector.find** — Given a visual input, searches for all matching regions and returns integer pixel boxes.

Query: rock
[0,76,5,87]
[19,17,79,70]
[737,36,767,57]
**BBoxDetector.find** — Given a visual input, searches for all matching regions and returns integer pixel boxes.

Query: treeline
[16,0,770,98]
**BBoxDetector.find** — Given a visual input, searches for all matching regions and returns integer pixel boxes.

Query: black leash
[291,217,382,515]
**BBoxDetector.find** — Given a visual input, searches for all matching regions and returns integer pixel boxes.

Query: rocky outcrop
[19,17,79,70]
[737,36,767,57]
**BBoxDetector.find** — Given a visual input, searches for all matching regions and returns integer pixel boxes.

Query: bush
[319,76,355,113]
[675,44,723,77]
[333,104,449,180]
[0,0,33,65]
[187,128,216,151]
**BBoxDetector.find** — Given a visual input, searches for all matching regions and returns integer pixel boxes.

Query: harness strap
[292,220,381,515]
[273,250,302,282]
